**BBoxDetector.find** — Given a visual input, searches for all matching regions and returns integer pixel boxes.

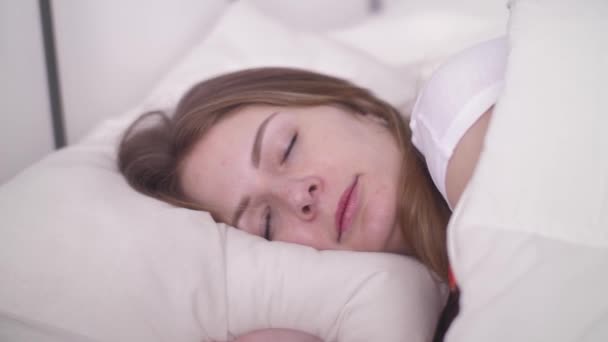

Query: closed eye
[281,132,298,163]
[263,207,272,241]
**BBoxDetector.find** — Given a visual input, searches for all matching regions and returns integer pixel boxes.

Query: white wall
[0,0,54,185]
[53,0,229,143]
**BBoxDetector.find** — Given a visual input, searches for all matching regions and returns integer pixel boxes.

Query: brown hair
[118,67,451,280]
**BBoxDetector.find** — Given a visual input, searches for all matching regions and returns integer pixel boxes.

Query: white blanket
[447,0,608,340]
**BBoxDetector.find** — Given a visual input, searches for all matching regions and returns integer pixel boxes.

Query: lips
[335,175,360,242]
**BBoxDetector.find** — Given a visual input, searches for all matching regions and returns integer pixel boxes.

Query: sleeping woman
[118,37,507,341]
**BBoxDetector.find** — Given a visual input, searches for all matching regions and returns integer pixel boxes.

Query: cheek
[362,181,399,239]
[272,217,332,250]
[297,141,344,178]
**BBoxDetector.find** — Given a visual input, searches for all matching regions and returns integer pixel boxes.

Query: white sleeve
[410,37,507,201]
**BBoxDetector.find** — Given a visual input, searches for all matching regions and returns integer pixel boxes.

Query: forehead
[180,105,275,219]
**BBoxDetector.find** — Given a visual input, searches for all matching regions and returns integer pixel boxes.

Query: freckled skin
[180,105,408,255]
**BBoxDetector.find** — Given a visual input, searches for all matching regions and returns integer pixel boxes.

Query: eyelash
[281,132,298,163]
[264,132,298,241]
[263,207,272,241]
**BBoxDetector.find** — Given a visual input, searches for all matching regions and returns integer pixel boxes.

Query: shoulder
[410,37,508,202]
[412,36,508,132]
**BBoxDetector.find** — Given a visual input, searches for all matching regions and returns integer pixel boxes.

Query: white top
[410,37,508,203]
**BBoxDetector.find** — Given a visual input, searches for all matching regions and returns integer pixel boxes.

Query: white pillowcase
[330,0,509,88]
[0,2,446,342]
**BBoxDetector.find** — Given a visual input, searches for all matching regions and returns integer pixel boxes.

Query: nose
[281,176,322,221]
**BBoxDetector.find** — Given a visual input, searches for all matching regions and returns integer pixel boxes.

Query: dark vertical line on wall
[39,0,67,148]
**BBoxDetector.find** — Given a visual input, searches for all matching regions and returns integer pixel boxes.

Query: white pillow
[330,0,509,87]
[446,0,608,340]
[0,2,446,342]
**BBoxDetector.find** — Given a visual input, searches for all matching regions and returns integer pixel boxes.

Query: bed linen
[446,0,608,340]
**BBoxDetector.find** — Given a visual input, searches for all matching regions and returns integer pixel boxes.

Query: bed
[1,0,606,341]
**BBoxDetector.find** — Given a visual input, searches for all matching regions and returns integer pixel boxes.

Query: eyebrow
[231,111,279,227]
[251,111,279,167]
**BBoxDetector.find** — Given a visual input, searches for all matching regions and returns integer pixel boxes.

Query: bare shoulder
[445,107,493,208]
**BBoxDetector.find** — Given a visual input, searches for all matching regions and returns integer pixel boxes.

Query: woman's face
[180,105,408,254]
